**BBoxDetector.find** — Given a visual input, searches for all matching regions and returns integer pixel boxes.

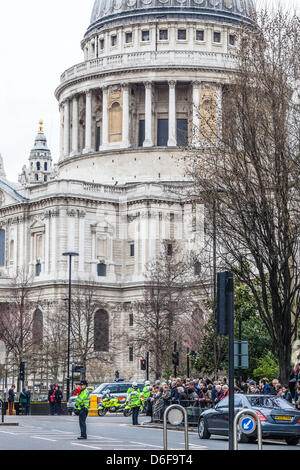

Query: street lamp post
[63,251,79,402]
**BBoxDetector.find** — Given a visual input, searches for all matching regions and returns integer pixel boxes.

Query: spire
[38,119,44,134]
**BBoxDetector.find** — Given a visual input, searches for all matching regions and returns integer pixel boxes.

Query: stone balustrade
[60,50,237,83]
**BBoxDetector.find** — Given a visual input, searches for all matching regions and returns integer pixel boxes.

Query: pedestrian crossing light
[19,362,25,382]
[172,352,179,366]
[140,359,147,371]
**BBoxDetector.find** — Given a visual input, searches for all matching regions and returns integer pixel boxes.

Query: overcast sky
[0,0,94,182]
[0,0,298,182]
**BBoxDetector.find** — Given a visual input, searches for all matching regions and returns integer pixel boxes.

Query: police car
[91,382,145,406]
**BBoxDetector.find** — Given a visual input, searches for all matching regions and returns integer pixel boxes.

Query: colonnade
[59,80,213,159]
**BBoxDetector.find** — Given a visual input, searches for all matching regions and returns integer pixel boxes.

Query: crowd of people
[144,363,300,422]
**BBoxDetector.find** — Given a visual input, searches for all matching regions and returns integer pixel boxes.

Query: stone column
[168,80,177,147]
[71,95,79,156]
[122,83,130,148]
[63,99,70,157]
[83,90,92,154]
[143,81,154,147]
[192,81,200,147]
[101,86,109,151]
[59,104,64,161]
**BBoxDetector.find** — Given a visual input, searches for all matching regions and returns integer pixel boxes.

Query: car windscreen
[247,396,295,410]
[92,383,109,394]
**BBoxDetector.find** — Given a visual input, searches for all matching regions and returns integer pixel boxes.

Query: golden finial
[38,119,44,134]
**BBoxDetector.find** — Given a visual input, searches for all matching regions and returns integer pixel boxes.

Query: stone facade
[0,0,253,384]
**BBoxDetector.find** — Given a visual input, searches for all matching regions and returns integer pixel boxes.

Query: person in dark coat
[19,388,28,415]
[55,385,63,415]
[25,386,31,415]
[48,384,56,416]
[8,385,16,415]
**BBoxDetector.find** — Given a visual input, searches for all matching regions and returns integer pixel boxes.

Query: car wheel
[237,429,249,444]
[285,437,299,446]
[198,418,210,439]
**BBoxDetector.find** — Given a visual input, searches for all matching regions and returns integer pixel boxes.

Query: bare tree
[134,241,201,379]
[0,269,44,390]
[188,8,300,383]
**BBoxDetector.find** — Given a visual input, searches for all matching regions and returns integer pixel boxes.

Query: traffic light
[140,359,147,371]
[216,271,234,335]
[19,362,25,382]
[172,352,179,367]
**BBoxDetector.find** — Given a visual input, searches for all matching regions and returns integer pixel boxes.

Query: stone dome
[87,0,255,35]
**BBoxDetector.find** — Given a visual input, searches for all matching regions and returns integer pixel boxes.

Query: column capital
[144,81,153,89]
[192,80,201,88]
[168,80,177,88]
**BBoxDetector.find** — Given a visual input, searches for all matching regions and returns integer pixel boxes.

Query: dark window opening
[0,230,5,267]
[125,32,132,43]
[178,29,187,40]
[229,34,236,46]
[44,162,48,171]
[130,244,135,257]
[142,30,150,41]
[167,244,173,256]
[138,120,145,147]
[177,119,188,147]
[96,126,101,151]
[94,310,109,352]
[97,263,107,277]
[214,32,221,43]
[32,309,43,346]
[36,263,41,277]
[111,35,117,47]
[100,39,104,50]
[159,29,168,40]
[196,30,204,41]
[37,162,40,171]
[194,262,202,276]
[157,119,168,147]
[129,313,134,327]
[129,347,134,362]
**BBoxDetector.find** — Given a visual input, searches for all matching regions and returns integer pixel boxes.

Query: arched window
[94,310,109,352]
[36,263,41,277]
[97,263,107,277]
[37,162,41,171]
[0,229,5,267]
[44,162,48,171]
[32,309,43,345]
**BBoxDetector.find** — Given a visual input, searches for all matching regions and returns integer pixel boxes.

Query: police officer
[128,383,141,426]
[75,380,90,440]
[142,380,151,413]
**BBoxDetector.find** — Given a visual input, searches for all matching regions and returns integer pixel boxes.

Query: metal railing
[163,405,189,451]
[152,399,209,426]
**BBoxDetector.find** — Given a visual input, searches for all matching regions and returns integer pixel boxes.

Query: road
[0,415,299,451]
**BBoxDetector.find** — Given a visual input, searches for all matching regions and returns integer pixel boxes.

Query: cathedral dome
[87,0,255,35]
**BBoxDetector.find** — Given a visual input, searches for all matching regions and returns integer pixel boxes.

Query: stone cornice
[55,56,235,100]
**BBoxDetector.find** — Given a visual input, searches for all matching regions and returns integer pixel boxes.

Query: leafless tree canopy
[133,241,203,379]
[188,8,300,384]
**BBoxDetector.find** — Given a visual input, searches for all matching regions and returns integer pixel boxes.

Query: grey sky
[0,0,94,182]
[0,0,298,182]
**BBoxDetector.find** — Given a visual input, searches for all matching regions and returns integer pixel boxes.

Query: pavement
[0,415,299,451]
